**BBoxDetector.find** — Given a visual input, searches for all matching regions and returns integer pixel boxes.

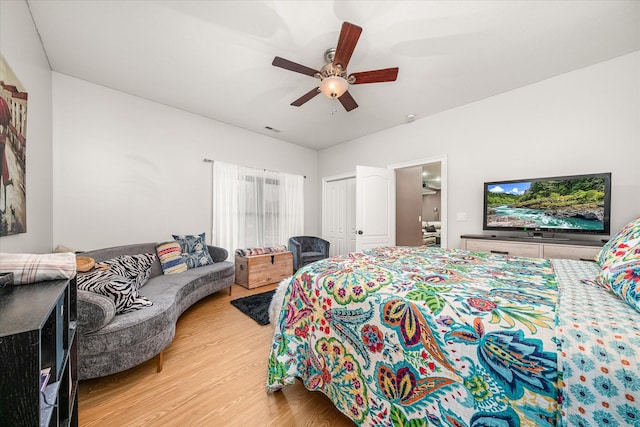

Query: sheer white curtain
[212,161,304,259]
[278,172,304,245]
[212,162,240,259]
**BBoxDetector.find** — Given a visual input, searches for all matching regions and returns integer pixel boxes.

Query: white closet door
[324,179,347,256]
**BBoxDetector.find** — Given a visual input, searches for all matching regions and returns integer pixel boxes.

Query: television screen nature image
[484,174,610,233]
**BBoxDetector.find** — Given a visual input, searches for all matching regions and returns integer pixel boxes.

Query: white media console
[460,234,604,261]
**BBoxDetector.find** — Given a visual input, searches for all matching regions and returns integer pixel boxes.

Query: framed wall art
[0,55,28,237]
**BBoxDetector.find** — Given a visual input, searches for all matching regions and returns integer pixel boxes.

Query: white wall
[52,73,318,251]
[0,1,54,253]
[319,52,640,249]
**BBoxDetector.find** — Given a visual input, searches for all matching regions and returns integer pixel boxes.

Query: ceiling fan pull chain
[331,97,338,115]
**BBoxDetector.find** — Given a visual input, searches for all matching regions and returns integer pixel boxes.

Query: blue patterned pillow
[172,233,214,269]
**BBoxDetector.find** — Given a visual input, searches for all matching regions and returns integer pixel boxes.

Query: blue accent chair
[288,236,330,271]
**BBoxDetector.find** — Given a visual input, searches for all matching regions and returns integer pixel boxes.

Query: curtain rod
[203,158,306,178]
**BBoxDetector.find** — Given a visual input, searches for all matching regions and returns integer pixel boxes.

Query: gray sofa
[77,243,234,380]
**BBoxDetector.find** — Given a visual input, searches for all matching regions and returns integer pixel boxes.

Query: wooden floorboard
[78,284,354,426]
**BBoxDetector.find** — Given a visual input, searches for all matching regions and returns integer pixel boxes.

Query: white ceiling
[27,1,640,150]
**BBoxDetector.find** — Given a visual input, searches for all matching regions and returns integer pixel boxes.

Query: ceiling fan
[272,22,399,112]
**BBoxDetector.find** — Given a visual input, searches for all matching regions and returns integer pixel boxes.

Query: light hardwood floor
[78,283,354,426]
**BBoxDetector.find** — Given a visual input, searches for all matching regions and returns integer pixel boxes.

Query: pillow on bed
[596,216,640,266]
[595,216,640,311]
[598,260,640,313]
[595,254,640,299]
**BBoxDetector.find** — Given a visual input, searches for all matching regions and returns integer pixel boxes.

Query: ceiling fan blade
[272,56,319,77]
[338,91,358,112]
[350,67,399,84]
[291,88,320,106]
[333,22,362,70]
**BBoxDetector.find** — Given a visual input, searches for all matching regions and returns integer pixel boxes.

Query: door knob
[357,230,363,235]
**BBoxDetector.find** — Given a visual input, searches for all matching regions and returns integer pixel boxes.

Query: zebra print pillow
[77,253,156,314]
[100,253,156,289]
[77,268,152,314]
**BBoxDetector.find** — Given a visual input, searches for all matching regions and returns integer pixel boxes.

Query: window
[212,162,303,258]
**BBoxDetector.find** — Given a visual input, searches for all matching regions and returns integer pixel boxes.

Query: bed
[266,242,640,426]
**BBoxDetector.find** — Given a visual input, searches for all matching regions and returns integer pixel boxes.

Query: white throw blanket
[0,252,77,284]
[268,276,292,325]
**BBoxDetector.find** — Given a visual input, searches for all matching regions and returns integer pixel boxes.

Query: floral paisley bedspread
[267,246,563,425]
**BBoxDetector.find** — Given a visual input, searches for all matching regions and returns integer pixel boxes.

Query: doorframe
[387,155,448,249]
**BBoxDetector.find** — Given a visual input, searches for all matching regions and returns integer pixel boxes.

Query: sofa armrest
[207,245,228,263]
[77,290,116,334]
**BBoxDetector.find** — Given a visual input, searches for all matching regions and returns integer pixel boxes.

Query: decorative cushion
[156,241,188,274]
[172,233,214,269]
[77,267,152,314]
[99,253,156,289]
[596,249,640,311]
[595,216,640,312]
[235,245,288,257]
[596,216,640,267]
[599,259,640,313]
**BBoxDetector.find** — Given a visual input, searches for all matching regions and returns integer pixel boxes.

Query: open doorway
[392,156,447,248]
[420,163,442,246]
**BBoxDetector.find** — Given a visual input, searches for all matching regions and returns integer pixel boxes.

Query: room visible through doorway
[395,162,442,247]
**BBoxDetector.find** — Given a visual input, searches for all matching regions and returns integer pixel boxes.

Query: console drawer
[542,244,600,261]
[463,239,541,258]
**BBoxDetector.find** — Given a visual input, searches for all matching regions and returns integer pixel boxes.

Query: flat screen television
[483,172,611,235]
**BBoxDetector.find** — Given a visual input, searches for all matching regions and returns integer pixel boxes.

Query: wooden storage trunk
[235,251,293,289]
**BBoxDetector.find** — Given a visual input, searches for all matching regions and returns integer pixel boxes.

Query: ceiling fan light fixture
[319,76,348,99]
[272,22,396,111]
